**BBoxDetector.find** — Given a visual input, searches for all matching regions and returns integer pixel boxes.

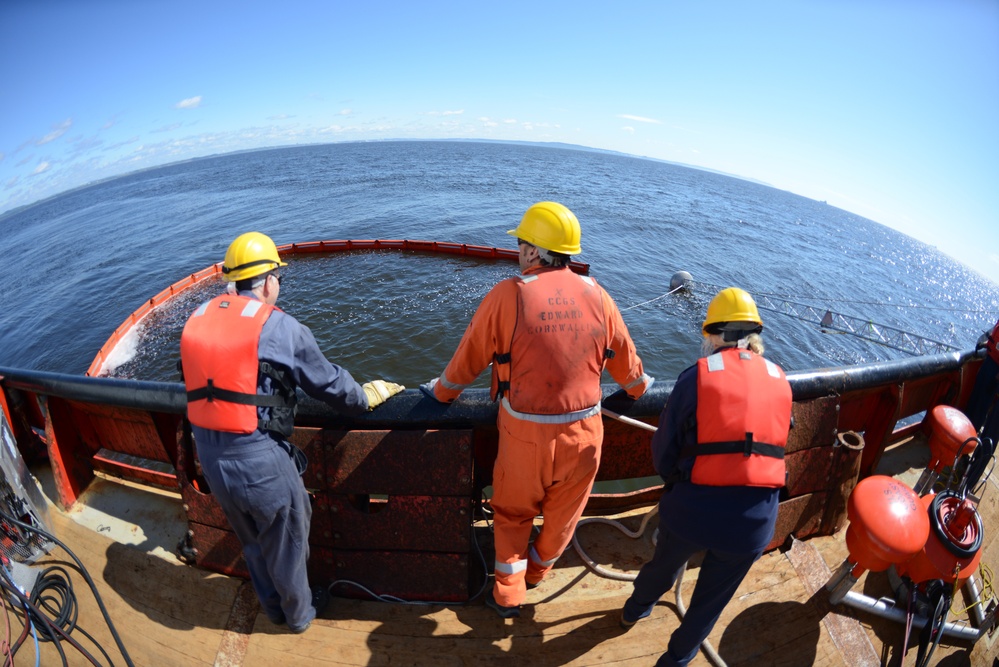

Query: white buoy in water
[670,271,693,291]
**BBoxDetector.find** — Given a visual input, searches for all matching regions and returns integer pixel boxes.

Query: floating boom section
[87,239,589,377]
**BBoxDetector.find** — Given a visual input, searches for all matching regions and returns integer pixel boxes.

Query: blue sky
[2,1,998,284]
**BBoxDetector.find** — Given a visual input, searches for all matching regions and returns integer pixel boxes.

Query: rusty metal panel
[68,401,166,461]
[172,424,235,531]
[38,395,93,509]
[186,521,248,579]
[839,385,898,434]
[785,446,838,497]
[597,417,655,481]
[769,493,828,550]
[323,429,473,495]
[897,371,961,418]
[312,494,471,552]
[92,447,178,488]
[288,426,326,491]
[310,546,472,603]
[179,478,231,531]
[786,396,840,453]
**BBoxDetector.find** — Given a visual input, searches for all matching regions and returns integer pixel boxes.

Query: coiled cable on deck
[0,508,133,667]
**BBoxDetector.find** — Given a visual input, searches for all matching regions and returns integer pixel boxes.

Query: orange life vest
[493,269,608,415]
[180,294,292,433]
[685,347,792,487]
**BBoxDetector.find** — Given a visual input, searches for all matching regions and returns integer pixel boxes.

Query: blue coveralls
[191,291,368,631]
[623,354,780,667]
[966,321,999,446]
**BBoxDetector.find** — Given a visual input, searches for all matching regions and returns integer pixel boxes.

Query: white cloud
[622,126,635,134]
[618,114,662,124]
[175,96,202,109]
[151,123,184,133]
[427,109,464,116]
[38,119,72,145]
[32,162,51,175]
[338,109,353,116]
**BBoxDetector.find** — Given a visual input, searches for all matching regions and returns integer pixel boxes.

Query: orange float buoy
[896,491,983,585]
[925,405,978,471]
[844,475,930,578]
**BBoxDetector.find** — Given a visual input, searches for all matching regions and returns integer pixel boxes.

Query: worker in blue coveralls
[620,287,792,666]
[179,231,404,634]
[966,318,999,447]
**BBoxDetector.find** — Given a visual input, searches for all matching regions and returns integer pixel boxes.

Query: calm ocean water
[1,141,997,388]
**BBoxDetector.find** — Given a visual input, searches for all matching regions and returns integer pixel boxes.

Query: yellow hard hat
[702,287,764,337]
[506,202,582,255]
[222,232,288,282]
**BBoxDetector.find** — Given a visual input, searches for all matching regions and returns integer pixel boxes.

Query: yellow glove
[362,380,405,410]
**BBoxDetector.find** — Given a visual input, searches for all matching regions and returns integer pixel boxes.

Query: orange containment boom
[87,239,590,377]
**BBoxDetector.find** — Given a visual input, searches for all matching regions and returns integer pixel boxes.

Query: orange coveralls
[432,265,651,606]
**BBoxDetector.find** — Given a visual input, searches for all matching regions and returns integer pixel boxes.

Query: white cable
[620,284,686,311]
[571,508,659,581]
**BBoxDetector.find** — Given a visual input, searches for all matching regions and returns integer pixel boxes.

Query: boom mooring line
[680,280,959,357]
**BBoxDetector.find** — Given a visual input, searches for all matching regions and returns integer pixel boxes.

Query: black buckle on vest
[744,432,753,457]
[204,379,215,402]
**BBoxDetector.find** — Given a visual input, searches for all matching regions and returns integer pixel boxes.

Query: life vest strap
[679,438,785,460]
[186,379,289,407]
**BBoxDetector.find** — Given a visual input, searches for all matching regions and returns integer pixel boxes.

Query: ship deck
[23,436,999,667]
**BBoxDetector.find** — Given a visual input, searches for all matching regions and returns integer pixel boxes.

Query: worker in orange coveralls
[421,202,654,618]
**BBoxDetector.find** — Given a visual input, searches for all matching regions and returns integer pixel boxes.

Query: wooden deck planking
[18,464,999,667]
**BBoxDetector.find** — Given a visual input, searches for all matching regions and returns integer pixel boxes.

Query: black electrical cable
[30,565,116,666]
[31,566,77,641]
[0,509,133,667]
[0,569,98,666]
